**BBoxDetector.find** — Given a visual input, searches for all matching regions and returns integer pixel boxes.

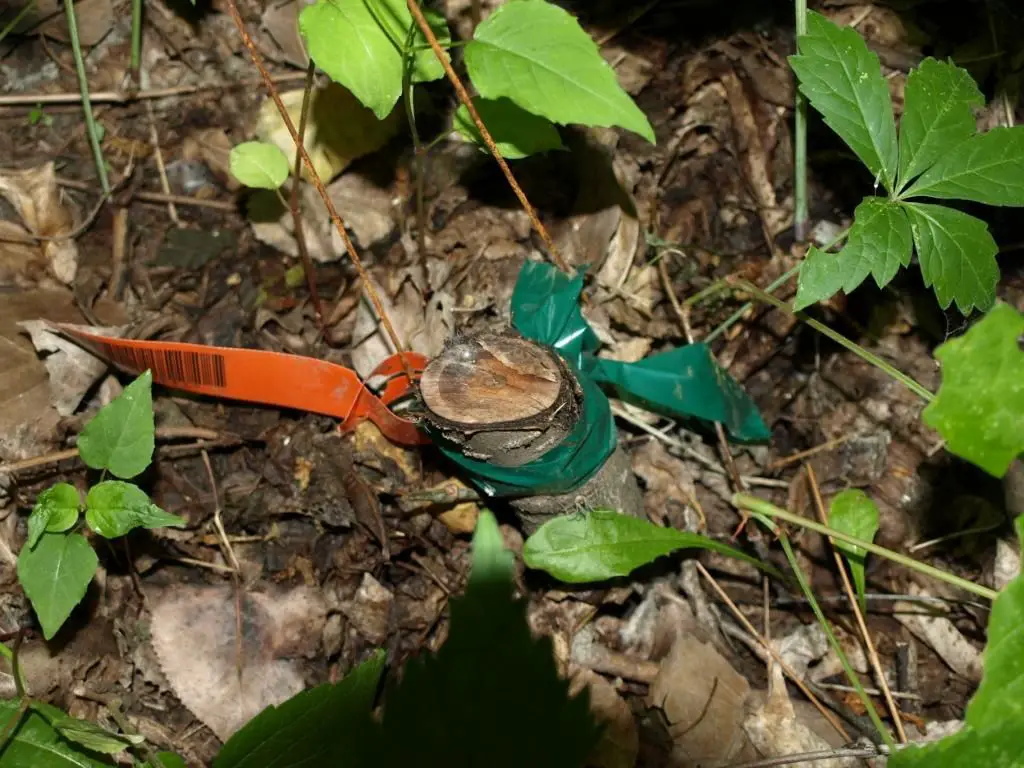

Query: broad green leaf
[827,490,879,613]
[0,701,115,767]
[85,482,186,539]
[299,0,449,120]
[793,197,912,310]
[26,483,81,550]
[48,713,141,755]
[903,201,999,314]
[379,510,600,767]
[454,97,564,159]
[789,10,898,192]
[77,371,154,480]
[890,516,1024,767]
[213,651,385,768]
[229,141,290,190]
[522,509,775,583]
[17,532,98,640]
[922,303,1024,477]
[897,58,983,192]
[465,0,654,143]
[142,753,187,768]
[903,126,1024,205]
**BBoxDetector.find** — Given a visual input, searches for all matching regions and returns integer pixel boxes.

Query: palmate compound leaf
[464,0,654,143]
[827,490,879,613]
[889,515,1024,767]
[896,57,984,192]
[17,532,98,640]
[788,10,898,192]
[921,303,1024,478]
[453,97,565,159]
[379,510,601,768]
[793,197,912,311]
[522,509,778,583]
[903,201,999,314]
[228,141,290,191]
[299,0,449,120]
[903,126,1024,206]
[0,700,114,767]
[77,370,154,480]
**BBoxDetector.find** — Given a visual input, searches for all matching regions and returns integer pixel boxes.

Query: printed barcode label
[93,340,227,388]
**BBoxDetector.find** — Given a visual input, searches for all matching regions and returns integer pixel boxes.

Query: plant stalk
[289,58,324,328]
[793,0,808,240]
[65,0,110,195]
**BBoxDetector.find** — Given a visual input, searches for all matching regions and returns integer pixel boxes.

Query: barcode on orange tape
[90,337,228,388]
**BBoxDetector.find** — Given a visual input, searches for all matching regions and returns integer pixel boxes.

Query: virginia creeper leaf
[17,532,98,640]
[77,371,154,480]
[229,141,290,190]
[522,509,777,583]
[903,126,1024,205]
[794,197,912,310]
[85,482,186,539]
[922,303,1024,477]
[0,700,114,767]
[465,0,654,143]
[26,483,81,550]
[903,201,999,314]
[897,58,983,191]
[454,97,564,159]
[827,490,879,613]
[789,10,898,191]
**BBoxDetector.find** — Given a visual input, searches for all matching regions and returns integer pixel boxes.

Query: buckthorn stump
[419,330,643,533]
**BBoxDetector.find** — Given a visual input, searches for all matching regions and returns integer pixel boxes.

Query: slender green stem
[793,0,808,241]
[0,0,37,44]
[65,0,110,194]
[730,278,935,403]
[733,493,999,601]
[776,533,895,747]
[703,264,801,343]
[130,0,142,77]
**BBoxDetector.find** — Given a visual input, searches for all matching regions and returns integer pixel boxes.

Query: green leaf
[897,58,983,192]
[922,303,1024,477]
[0,701,115,767]
[522,509,776,583]
[213,651,384,768]
[48,713,141,755]
[17,532,98,640]
[141,753,187,768]
[229,141,290,191]
[85,482,186,539]
[903,201,999,314]
[379,510,601,767]
[77,371,154,480]
[453,97,564,159]
[827,490,879,613]
[889,516,1024,767]
[903,126,1024,205]
[788,10,898,192]
[26,483,81,550]
[299,0,449,120]
[793,197,912,310]
[465,0,654,143]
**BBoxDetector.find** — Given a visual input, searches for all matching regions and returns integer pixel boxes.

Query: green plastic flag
[427,261,769,497]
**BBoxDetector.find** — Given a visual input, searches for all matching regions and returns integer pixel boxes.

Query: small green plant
[790,11,1024,315]
[27,104,52,127]
[17,371,185,641]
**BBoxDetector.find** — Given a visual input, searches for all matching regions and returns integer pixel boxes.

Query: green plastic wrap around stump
[429,260,770,497]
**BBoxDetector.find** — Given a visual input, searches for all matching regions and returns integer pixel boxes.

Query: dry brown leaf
[149,584,327,742]
[182,128,240,192]
[262,0,309,68]
[0,163,79,284]
[33,0,113,46]
[340,573,392,645]
[439,502,480,534]
[570,668,638,768]
[894,583,983,682]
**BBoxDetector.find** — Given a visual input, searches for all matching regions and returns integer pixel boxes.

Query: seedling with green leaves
[790,11,1024,315]
[17,371,185,642]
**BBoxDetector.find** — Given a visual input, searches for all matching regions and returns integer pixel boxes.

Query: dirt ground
[1,0,1023,765]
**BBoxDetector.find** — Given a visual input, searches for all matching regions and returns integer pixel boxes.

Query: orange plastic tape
[56,325,430,446]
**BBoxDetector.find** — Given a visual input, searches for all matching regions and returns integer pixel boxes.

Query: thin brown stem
[405,0,569,273]
[289,59,324,327]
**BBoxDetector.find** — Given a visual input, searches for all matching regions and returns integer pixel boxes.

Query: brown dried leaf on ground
[31,0,113,46]
[261,0,309,69]
[340,573,393,645]
[182,128,240,193]
[0,163,80,284]
[570,668,639,768]
[149,583,327,742]
[893,583,983,683]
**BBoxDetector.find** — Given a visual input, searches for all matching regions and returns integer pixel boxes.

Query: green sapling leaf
[922,303,1024,477]
[902,126,1024,206]
[77,370,154,479]
[827,490,879,613]
[902,201,999,314]
[48,711,143,755]
[454,97,565,159]
[896,58,983,193]
[0,700,114,767]
[26,483,81,549]
[465,0,654,143]
[17,532,98,640]
[142,753,188,768]
[789,10,898,192]
[793,197,912,311]
[85,481,186,539]
[229,141,290,191]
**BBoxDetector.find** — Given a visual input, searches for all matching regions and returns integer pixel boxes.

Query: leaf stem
[65,0,110,195]
[130,0,142,77]
[793,0,809,241]
[732,493,999,601]
[0,0,37,44]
